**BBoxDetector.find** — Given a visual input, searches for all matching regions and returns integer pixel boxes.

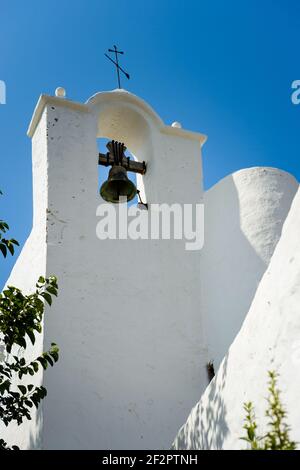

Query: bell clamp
[98,140,146,175]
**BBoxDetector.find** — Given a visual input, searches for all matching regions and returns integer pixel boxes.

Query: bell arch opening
[97,137,146,206]
[89,93,160,206]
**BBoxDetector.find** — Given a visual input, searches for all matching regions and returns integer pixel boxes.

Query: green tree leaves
[0,276,58,354]
[0,191,19,258]
[0,280,60,449]
[241,371,297,450]
[0,191,59,450]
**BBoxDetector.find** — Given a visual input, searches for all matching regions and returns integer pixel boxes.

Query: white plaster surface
[2,90,208,450]
[202,168,298,368]
[174,186,300,449]
[0,111,49,449]
[2,88,299,450]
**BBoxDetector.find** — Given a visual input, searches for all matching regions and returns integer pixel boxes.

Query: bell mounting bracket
[98,140,146,175]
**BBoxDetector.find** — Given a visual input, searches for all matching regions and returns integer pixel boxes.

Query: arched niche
[86,89,206,205]
[87,90,162,203]
[86,89,162,158]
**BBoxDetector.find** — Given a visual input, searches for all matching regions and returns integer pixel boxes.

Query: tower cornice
[27,94,91,138]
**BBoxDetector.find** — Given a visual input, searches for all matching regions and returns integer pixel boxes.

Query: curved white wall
[174,186,300,449]
[202,167,298,368]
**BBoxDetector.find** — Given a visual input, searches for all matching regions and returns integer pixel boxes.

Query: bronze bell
[100,165,137,203]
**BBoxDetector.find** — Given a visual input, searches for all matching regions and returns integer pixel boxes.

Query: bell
[100,165,137,203]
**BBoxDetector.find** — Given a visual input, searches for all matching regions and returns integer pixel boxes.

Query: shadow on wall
[28,407,43,450]
[174,182,300,450]
[173,168,298,449]
[174,355,229,450]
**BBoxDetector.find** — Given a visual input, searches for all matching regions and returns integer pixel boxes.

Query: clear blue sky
[0,0,299,288]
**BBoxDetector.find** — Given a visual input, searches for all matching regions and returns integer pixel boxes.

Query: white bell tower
[4,89,208,449]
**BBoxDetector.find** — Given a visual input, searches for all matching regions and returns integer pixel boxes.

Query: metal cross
[105,45,130,89]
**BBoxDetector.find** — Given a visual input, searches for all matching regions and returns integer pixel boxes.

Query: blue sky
[0,0,299,287]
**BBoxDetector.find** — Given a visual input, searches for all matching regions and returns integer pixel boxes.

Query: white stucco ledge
[27,94,91,137]
[87,89,207,145]
[27,89,207,146]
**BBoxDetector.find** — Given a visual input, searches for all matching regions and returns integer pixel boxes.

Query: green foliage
[241,371,297,450]
[241,402,261,450]
[0,438,19,451]
[0,276,58,354]
[0,192,59,450]
[0,190,19,258]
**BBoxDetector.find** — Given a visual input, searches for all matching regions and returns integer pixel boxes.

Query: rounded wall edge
[207,166,299,197]
[205,167,299,262]
[201,166,299,368]
[87,89,207,145]
[173,185,300,450]
[86,89,164,128]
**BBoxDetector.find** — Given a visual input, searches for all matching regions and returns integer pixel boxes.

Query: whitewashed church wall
[21,90,208,450]
[2,89,299,451]
[201,167,298,369]
[0,111,49,449]
[174,185,300,450]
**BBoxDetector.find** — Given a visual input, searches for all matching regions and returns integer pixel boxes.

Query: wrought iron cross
[105,45,130,89]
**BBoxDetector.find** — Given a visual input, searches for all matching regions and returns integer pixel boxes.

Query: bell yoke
[99,140,146,203]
